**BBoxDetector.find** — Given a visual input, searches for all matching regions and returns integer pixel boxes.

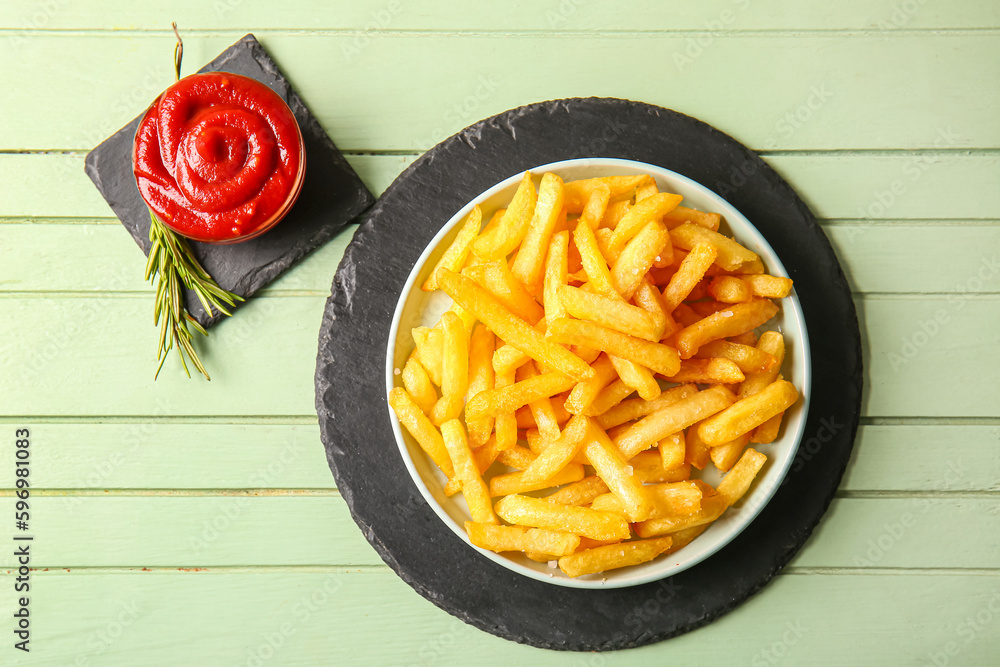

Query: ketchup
[133,72,304,244]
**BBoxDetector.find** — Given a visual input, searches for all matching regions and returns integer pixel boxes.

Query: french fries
[547,317,681,377]
[389,169,801,578]
[697,380,799,446]
[558,537,674,577]
[466,521,579,556]
[495,494,631,541]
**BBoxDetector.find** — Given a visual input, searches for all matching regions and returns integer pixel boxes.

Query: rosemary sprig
[140,22,243,380]
[145,211,243,380]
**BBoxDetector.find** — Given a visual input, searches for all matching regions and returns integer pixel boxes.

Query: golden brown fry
[558,537,674,577]
[582,419,655,522]
[633,495,728,538]
[708,275,752,303]
[614,385,736,460]
[579,181,611,229]
[545,475,610,506]
[563,175,650,212]
[465,324,495,445]
[494,494,631,541]
[564,353,618,415]
[444,436,502,496]
[464,260,545,325]
[670,223,758,271]
[441,420,497,524]
[664,358,745,384]
[661,242,717,313]
[607,355,660,402]
[558,285,659,342]
[738,331,785,399]
[629,453,692,483]
[472,171,537,259]
[429,311,469,424]
[494,368,518,451]
[496,444,536,470]
[607,193,683,258]
[489,462,585,497]
[573,219,619,299]
[402,352,438,415]
[465,521,580,556]
[583,378,635,416]
[611,221,671,300]
[693,339,777,374]
[518,415,589,485]
[662,205,721,231]
[422,205,483,291]
[511,172,566,291]
[743,273,794,299]
[437,269,594,381]
[684,421,712,470]
[465,369,576,421]
[632,280,672,341]
[388,388,454,478]
[752,411,784,444]
[600,199,631,228]
[673,299,779,359]
[543,231,570,327]
[715,448,768,506]
[596,383,699,429]
[412,325,444,386]
[730,330,758,346]
[697,379,798,446]
[547,317,681,377]
[658,431,686,470]
[592,480,701,520]
[709,432,752,473]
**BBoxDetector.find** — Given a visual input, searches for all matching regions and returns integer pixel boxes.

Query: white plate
[386,158,811,589]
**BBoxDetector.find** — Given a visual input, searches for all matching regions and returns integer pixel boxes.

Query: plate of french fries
[386,158,810,588]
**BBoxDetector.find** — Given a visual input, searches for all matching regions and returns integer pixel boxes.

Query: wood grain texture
[1,34,997,151]
[3,0,999,31]
[0,571,998,666]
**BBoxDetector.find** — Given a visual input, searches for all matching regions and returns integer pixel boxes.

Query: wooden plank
[4,0,998,31]
[2,295,997,417]
[3,153,997,221]
[5,221,1000,295]
[768,153,1000,221]
[0,496,996,569]
[0,295,325,417]
[0,571,997,665]
[840,425,1000,492]
[1,34,997,151]
[824,224,1000,294]
[860,295,1000,417]
[0,221,358,294]
[0,423,336,490]
[0,422,996,493]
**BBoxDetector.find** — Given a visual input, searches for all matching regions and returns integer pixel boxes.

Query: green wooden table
[2,2,998,664]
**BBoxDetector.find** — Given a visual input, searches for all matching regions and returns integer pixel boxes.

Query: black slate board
[85,34,374,327]
[315,98,863,651]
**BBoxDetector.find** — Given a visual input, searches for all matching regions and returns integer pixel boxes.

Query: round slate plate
[315,98,862,651]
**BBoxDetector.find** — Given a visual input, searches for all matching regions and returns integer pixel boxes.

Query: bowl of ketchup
[132,72,305,244]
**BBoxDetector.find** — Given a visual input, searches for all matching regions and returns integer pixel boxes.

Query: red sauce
[133,72,304,244]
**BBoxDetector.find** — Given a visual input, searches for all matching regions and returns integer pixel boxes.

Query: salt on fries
[392,170,800,578]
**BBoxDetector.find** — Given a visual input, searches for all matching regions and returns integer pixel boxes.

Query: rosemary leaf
[145,210,242,380]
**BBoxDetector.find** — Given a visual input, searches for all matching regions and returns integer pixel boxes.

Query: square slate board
[85,33,374,327]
